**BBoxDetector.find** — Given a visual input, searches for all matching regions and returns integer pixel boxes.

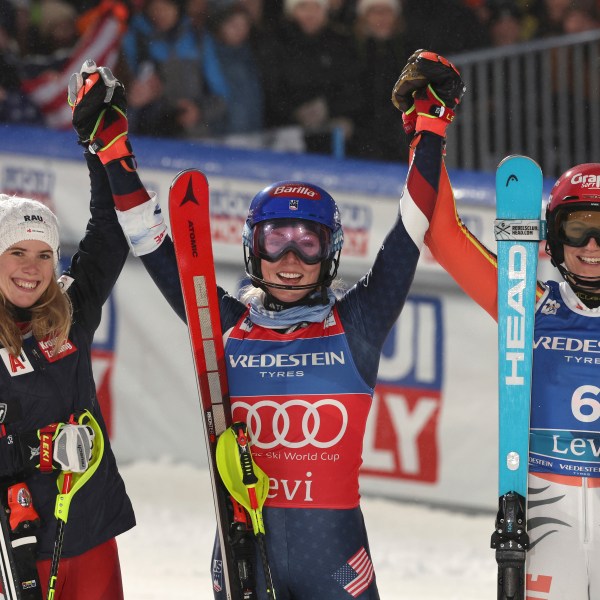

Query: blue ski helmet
[243,181,344,291]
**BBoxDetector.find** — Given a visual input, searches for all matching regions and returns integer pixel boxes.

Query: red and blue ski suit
[426,151,600,600]
[139,132,445,599]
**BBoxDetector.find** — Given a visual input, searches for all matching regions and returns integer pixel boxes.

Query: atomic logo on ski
[180,179,201,207]
[505,174,519,186]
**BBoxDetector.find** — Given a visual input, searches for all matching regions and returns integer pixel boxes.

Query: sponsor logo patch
[38,336,77,362]
[271,184,321,200]
[0,348,34,376]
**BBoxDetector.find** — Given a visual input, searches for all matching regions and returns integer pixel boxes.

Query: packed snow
[118,460,497,599]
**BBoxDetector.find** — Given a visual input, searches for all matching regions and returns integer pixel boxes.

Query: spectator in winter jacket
[0,0,42,125]
[120,0,228,138]
[206,2,265,135]
[256,0,364,155]
[349,0,411,162]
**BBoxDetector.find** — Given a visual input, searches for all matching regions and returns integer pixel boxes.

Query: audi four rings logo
[232,399,348,449]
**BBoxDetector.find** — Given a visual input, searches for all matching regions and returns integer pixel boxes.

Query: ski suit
[138,132,445,600]
[426,143,600,600]
[0,152,136,598]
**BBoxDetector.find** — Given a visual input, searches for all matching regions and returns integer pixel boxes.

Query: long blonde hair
[0,277,72,357]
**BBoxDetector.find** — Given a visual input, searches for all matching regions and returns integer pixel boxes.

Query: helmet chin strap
[557,262,600,297]
[247,272,322,292]
[245,271,330,310]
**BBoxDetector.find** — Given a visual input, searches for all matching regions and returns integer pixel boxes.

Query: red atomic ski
[169,169,256,600]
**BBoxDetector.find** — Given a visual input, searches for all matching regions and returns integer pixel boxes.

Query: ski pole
[46,410,104,600]
[216,422,276,600]
[46,475,70,600]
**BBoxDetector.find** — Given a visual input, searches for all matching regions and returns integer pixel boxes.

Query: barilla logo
[572,173,600,189]
[272,185,321,200]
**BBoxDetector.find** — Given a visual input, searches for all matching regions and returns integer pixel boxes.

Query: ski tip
[497,154,542,173]
[169,168,209,191]
[496,155,543,192]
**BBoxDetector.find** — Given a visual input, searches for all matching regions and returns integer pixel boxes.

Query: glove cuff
[402,105,417,135]
[116,193,168,256]
[91,135,133,165]
[415,105,455,137]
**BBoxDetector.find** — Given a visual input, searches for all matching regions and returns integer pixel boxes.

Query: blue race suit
[139,133,445,599]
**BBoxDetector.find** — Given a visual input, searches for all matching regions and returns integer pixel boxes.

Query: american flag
[21,1,128,130]
[332,546,374,598]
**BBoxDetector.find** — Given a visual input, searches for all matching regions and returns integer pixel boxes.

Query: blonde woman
[0,61,144,599]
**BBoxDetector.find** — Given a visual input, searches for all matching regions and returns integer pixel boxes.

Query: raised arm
[426,161,500,320]
[67,60,187,319]
[338,51,467,386]
[62,60,136,333]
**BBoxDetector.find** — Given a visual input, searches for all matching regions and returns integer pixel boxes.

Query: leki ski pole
[46,410,104,600]
[217,423,276,600]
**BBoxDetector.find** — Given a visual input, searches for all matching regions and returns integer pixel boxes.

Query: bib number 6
[572,384,600,423]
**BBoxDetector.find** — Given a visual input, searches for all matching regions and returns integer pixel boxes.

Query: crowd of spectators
[1,0,599,162]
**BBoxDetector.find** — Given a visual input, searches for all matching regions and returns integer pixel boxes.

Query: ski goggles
[252,219,332,264]
[558,210,600,247]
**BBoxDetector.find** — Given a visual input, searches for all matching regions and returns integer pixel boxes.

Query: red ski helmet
[546,164,600,264]
[545,163,600,290]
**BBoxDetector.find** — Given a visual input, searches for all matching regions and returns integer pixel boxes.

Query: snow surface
[118,460,497,599]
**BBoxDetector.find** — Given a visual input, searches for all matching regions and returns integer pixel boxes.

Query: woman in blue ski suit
[412,56,600,600]
[106,51,465,600]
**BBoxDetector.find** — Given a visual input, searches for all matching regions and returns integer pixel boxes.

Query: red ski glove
[68,59,132,165]
[392,50,465,138]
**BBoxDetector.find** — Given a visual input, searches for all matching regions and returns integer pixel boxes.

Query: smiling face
[558,209,600,289]
[0,240,55,308]
[260,252,321,303]
[563,237,600,287]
